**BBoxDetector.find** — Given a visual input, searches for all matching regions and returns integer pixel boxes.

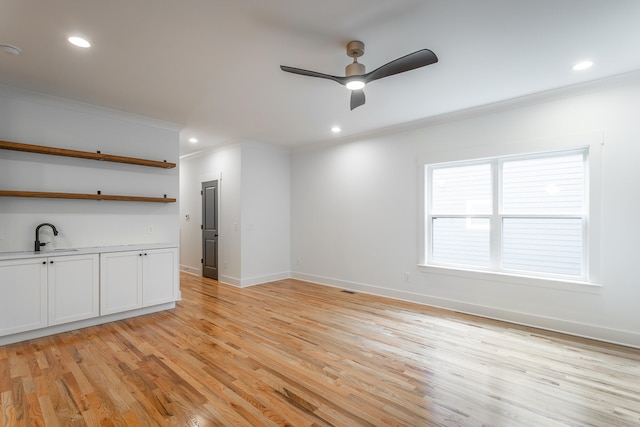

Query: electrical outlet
[147,225,153,233]
[404,272,411,282]
[296,258,302,266]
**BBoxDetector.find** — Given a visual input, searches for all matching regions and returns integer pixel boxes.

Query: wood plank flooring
[1,273,639,426]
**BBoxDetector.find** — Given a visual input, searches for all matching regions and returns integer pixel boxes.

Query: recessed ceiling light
[188,137,198,143]
[0,44,21,55]
[68,36,91,48]
[572,61,593,71]
[331,126,341,133]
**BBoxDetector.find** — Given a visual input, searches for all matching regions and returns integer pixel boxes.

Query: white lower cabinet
[1,246,178,341]
[100,247,178,315]
[47,254,100,326]
[0,258,47,335]
[0,253,99,335]
[142,248,179,307]
[100,251,143,315]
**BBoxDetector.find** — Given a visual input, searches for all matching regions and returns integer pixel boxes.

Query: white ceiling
[1,1,640,156]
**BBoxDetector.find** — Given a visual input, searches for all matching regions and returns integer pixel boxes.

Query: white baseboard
[219,272,291,288]
[240,271,291,288]
[183,271,290,288]
[180,264,200,276]
[219,274,241,287]
[180,267,242,288]
[292,272,640,349]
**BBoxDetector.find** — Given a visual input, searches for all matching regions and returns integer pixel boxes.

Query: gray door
[202,180,218,280]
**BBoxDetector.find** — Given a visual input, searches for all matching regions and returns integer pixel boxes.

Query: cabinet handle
[144,253,147,256]
[139,253,143,256]
[42,261,46,265]
[50,261,54,264]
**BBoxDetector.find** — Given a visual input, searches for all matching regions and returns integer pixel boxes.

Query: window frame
[419,132,603,290]
[428,159,494,270]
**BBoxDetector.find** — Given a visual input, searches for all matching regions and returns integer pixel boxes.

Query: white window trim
[417,131,603,291]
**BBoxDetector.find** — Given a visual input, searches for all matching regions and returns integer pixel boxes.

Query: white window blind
[426,149,587,280]
[502,154,585,215]
[430,163,492,268]
[431,164,492,215]
[502,218,583,276]
[432,217,490,267]
[500,153,585,276]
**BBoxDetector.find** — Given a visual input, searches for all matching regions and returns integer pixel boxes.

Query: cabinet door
[100,251,143,315]
[0,258,48,336]
[142,248,178,307]
[48,254,99,326]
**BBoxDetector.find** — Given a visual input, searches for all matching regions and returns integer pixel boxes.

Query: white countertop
[0,243,178,261]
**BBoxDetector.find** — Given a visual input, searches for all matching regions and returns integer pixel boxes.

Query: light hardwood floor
[1,273,639,426]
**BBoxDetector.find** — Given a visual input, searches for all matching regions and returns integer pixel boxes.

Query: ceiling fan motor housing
[346,61,365,76]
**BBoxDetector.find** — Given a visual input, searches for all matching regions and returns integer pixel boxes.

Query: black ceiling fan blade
[280,65,347,85]
[350,90,365,110]
[363,49,438,83]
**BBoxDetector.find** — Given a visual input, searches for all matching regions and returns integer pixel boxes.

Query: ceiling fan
[280,41,438,110]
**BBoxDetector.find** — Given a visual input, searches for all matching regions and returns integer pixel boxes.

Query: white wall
[179,145,242,282]
[240,143,291,285]
[0,85,180,252]
[179,142,290,287]
[291,72,640,348]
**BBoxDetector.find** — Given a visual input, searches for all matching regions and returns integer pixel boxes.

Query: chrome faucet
[35,223,58,252]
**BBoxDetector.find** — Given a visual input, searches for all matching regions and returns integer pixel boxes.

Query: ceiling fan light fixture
[573,60,593,71]
[346,80,365,90]
[68,36,91,48]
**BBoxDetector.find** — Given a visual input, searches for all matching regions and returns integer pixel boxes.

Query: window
[425,148,588,281]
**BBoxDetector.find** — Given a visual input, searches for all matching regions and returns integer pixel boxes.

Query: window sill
[417,264,602,294]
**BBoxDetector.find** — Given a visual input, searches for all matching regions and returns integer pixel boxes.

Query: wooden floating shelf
[0,140,176,169]
[0,190,176,203]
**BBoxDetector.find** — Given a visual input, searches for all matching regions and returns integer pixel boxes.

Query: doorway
[202,180,218,280]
